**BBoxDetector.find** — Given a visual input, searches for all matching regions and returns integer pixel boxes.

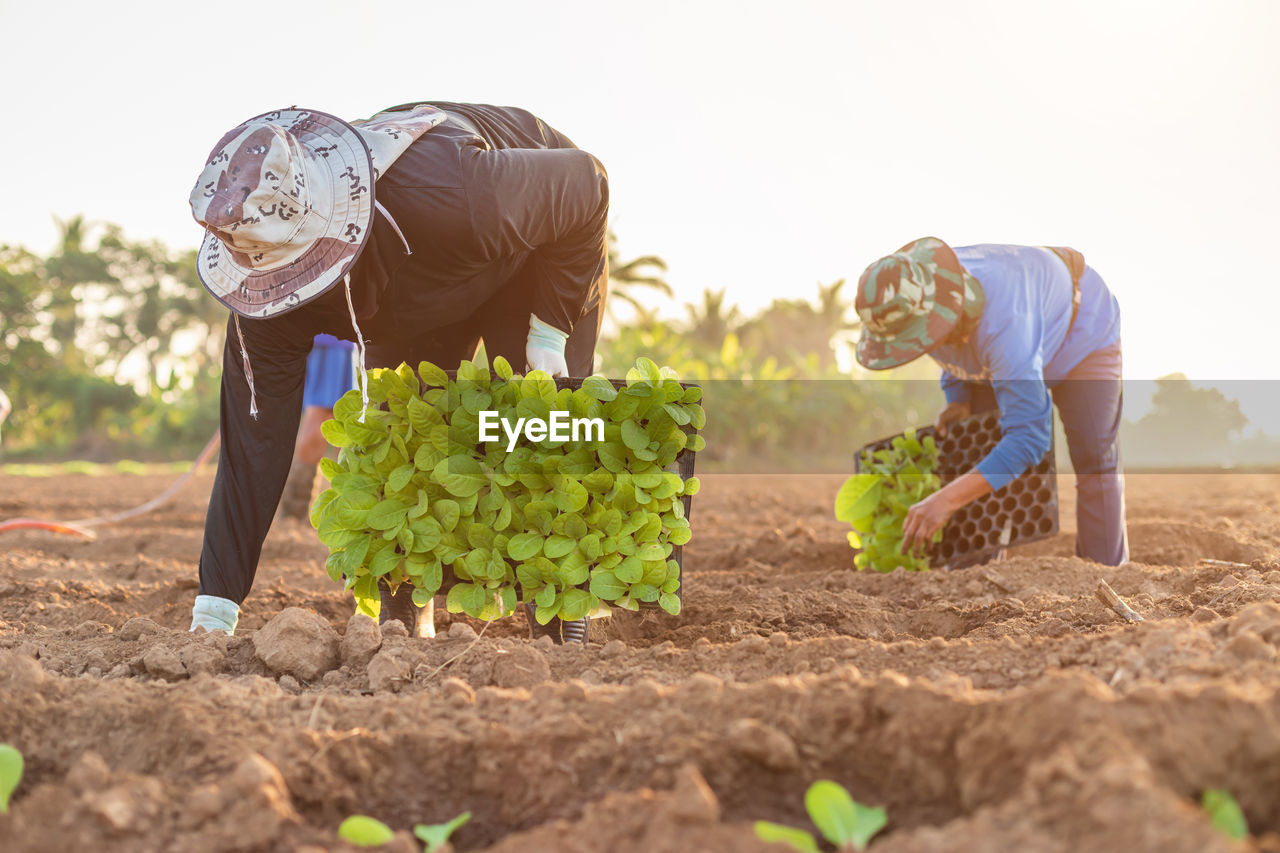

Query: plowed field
[2,470,1280,852]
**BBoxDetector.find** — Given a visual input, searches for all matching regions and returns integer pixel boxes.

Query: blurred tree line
[0,218,224,459]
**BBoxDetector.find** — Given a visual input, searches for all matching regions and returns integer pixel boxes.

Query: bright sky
[2,0,1277,385]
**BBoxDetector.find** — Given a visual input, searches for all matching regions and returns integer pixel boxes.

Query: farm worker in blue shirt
[854,237,1128,566]
[276,334,358,522]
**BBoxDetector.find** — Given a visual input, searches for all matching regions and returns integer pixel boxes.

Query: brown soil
[2,471,1280,852]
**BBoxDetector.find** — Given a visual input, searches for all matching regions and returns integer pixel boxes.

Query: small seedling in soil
[755,779,887,851]
[1201,788,1248,840]
[835,427,942,572]
[0,743,22,813]
[338,815,396,847]
[414,811,471,852]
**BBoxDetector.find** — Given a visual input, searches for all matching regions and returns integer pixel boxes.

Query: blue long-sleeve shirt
[930,244,1121,490]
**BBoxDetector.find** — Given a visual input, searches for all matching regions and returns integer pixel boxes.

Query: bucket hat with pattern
[855,236,985,370]
[189,105,445,318]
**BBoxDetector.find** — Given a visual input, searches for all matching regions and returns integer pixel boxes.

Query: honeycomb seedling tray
[444,370,699,609]
[855,411,1058,569]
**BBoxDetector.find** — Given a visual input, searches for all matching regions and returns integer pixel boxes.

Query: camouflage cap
[855,236,985,370]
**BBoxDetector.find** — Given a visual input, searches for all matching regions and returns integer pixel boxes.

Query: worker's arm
[903,331,1052,555]
[901,469,993,556]
[197,316,312,606]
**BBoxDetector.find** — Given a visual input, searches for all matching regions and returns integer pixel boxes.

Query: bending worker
[855,237,1127,566]
[186,102,608,641]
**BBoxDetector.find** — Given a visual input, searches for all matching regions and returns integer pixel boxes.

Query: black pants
[365,261,606,374]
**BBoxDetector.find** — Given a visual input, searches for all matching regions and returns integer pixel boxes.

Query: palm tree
[684,288,741,349]
[607,229,672,318]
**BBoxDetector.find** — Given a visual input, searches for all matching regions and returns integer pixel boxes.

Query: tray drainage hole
[957,434,973,450]
[1001,495,1017,512]
[1018,491,1035,507]
[962,520,978,537]
[1012,508,1027,525]
[1019,522,1038,538]
[1036,487,1053,503]
[978,516,994,532]
[1038,517,1054,534]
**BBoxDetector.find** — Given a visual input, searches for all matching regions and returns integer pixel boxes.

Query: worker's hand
[526,314,570,378]
[901,489,960,558]
[935,400,971,437]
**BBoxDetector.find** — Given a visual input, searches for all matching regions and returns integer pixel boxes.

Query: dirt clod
[726,718,801,771]
[142,644,186,681]
[368,647,413,692]
[118,616,162,641]
[491,645,551,689]
[341,613,382,666]
[252,607,340,681]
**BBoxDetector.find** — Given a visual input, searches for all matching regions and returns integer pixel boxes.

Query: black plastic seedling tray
[442,371,699,610]
[855,411,1058,569]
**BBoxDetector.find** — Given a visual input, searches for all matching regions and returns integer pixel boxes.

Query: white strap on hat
[233,315,259,420]
[343,274,370,423]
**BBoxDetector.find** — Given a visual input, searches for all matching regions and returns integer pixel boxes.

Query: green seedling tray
[441,371,699,610]
[856,411,1058,569]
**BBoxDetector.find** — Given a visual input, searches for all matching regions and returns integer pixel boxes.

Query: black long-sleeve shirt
[197,102,609,603]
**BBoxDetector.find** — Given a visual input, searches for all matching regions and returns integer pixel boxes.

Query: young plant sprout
[414,811,471,852]
[313,355,703,622]
[835,427,942,571]
[0,743,22,813]
[755,779,887,852]
[337,815,396,847]
[1201,789,1248,840]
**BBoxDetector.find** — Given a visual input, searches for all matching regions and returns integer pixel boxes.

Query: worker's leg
[473,261,608,643]
[1050,343,1128,565]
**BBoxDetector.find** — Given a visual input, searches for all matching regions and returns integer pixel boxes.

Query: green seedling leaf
[560,588,593,621]
[507,532,544,561]
[338,815,396,847]
[834,474,882,524]
[367,499,412,531]
[753,821,820,853]
[432,455,487,498]
[590,570,627,600]
[621,418,649,451]
[320,419,350,448]
[1202,788,1248,840]
[544,534,576,559]
[581,375,618,401]
[804,780,887,851]
[0,744,22,813]
[414,811,472,852]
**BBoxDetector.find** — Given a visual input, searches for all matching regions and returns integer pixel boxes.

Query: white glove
[190,594,240,635]
[525,314,570,377]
